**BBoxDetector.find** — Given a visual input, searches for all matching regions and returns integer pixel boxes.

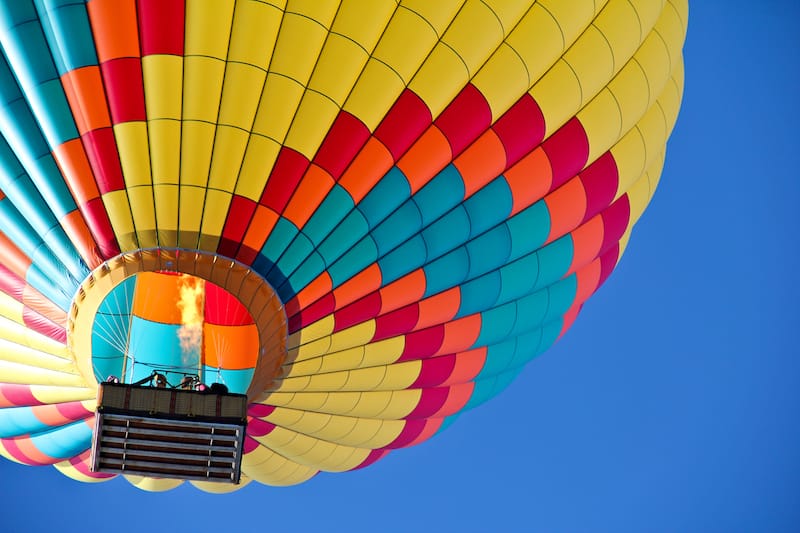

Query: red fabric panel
[313,111,370,179]
[0,264,24,301]
[492,94,546,167]
[288,293,335,333]
[22,308,67,343]
[101,58,146,123]
[399,325,445,361]
[411,354,457,388]
[218,195,257,258]
[82,128,125,193]
[84,197,120,258]
[247,404,275,418]
[435,84,493,156]
[597,243,620,289]
[260,147,310,213]
[373,304,419,341]
[374,89,432,160]
[0,384,42,407]
[204,282,253,326]
[406,387,450,419]
[137,0,185,56]
[334,292,382,332]
[580,151,619,223]
[246,418,276,437]
[351,448,390,470]
[600,195,631,254]
[541,117,590,190]
[384,419,426,449]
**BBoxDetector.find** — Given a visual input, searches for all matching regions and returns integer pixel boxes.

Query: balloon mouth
[67,249,288,402]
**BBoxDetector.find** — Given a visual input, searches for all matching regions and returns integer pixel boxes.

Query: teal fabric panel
[510,289,550,336]
[473,300,516,347]
[457,270,501,317]
[358,167,409,228]
[0,405,50,438]
[495,253,539,306]
[371,200,422,257]
[28,420,92,460]
[477,337,517,378]
[25,264,72,309]
[465,224,511,279]
[328,237,377,287]
[533,235,573,292]
[463,177,512,238]
[0,3,37,33]
[126,318,197,384]
[377,233,427,284]
[413,164,465,226]
[257,217,298,269]
[276,231,313,279]
[202,367,254,395]
[506,199,550,261]
[420,205,470,260]
[284,251,325,297]
[543,276,578,322]
[421,248,469,298]
[35,1,97,74]
[304,184,352,246]
[317,209,367,266]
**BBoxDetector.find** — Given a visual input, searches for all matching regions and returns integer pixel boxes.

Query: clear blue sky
[1,3,798,532]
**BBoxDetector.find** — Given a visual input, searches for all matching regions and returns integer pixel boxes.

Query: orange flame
[176,275,204,359]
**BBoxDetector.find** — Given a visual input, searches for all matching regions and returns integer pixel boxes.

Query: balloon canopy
[0,0,687,491]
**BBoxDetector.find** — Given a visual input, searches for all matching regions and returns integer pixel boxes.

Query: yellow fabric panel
[142,55,183,120]
[266,407,402,448]
[235,134,281,201]
[290,315,335,347]
[577,88,622,164]
[537,0,604,41]
[54,460,113,484]
[562,25,615,109]
[308,34,368,108]
[148,120,181,185]
[328,321,376,354]
[472,44,531,121]
[269,13,334,85]
[371,6,445,82]
[629,0,667,36]
[218,64,267,130]
[252,427,368,471]
[113,122,152,187]
[330,0,395,50]
[284,346,360,378]
[198,189,232,240]
[505,3,564,82]
[344,59,405,131]
[184,0,235,59]
[182,57,224,123]
[288,336,331,364]
[263,388,422,419]
[0,360,85,387]
[633,36,671,108]
[0,339,77,371]
[241,445,318,486]
[605,61,650,136]
[29,385,95,405]
[609,125,647,198]
[659,1,689,69]
[208,126,249,191]
[251,74,305,141]
[408,46,468,118]
[124,475,183,492]
[228,0,283,67]
[190,479,249,493]
[529,59,581,136]
[284,90,340,160]
[628,151,665,226]
[153,183,178,237]
[180,121,214,187]
[127,186,157,240]
[0,292,23,324]
[101,190,136,249]
[400,0,464,32]
[360,336,405,367]
[178,185,206,237]
[0,316,66,356]
[593,0,645,71]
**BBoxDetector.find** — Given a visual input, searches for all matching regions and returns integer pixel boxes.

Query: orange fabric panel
[339,137,393,203]
[397,126,452,194]
[12,438,54,465]
[240,206,279,259]
[567,214,604,275]
[131,272,189,324]
[504,147,552,216]
[441,347,487,386]
[433,382,474,417]
[0,233,31,277]
[22,286,67,327]
[331,264,381,311]
[415,287,460,330]
[544,177,587,244]
[454,130,507,199]
[573,257,602,308]
[405,417,444,447]
[559,305,581,339]
[61,67,111,134]
[31,405,76,427]
[53,139,100,205]
[436,314,481,356]
[287,272,333,317]
[87,0,141,61]
[378,269,426,315]
[60,211,102,269]
[203,323,259,369]
[283,164,334,228]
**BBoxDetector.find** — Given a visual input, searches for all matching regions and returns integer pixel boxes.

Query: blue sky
[1,3,798,532]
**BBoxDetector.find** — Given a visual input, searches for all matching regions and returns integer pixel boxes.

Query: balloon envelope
[0,0,686,490]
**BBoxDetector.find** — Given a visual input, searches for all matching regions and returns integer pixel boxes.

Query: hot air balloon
[0,0,687,491]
